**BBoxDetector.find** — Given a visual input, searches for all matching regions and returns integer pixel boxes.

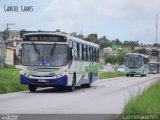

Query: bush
[105,55,117,64]
[105,51,127,65]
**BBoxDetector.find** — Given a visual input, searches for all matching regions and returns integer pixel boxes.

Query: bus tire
[68,73,76,92]
[130,74,134,77]
[29,85,37,92]
[86,73,93,88]
[126,74,129,77]
[88,72,92,88]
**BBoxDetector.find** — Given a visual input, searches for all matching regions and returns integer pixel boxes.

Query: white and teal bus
[16,31,99,92]
[124,53,149,77]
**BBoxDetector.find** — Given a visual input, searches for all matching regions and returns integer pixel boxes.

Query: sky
[0,0,160,44]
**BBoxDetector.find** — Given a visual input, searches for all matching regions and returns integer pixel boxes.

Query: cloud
[0,0,160,43]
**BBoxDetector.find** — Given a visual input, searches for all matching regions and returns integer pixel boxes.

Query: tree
[153,43,160,47]
[116,51,128,65]
[70,32,77,37]
[105,55,117,64]
[76,34,84,39]
[115,38,123,45]
[2,30,8,40]
[123,40,139,50]
[105,51,128,65]
[85,34,98,43]
[135,48,148,55]
[98,36,110,49]
[123,40,129,47]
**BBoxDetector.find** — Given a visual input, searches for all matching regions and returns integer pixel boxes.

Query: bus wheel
[68,73,76,92]
[29,85,37,92]
[126,74,129,77]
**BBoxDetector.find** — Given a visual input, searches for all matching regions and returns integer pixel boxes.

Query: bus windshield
[22,44,68,67]
[149,65,156,71]
[125,54,142,69]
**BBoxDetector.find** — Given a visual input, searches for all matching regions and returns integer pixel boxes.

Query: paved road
[0,75,159,114]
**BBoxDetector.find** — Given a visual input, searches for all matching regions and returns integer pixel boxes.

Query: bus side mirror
[69,48,74,60]
[16,43,22,59]
[72,49,74,56]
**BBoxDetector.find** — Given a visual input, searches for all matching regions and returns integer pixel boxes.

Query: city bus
[124,53,149,77]
[148,63,157,74]
[16,31,99,92]
[148,62,160,74]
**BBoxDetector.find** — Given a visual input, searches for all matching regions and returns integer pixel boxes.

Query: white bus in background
[16,31,99,92]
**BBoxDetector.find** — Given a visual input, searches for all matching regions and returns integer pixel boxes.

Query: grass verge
[123,80,160,114]
[0,66,27,94]
[99,72,125,79]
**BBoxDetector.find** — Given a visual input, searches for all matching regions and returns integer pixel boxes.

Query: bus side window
[93,48,96,62]
[74,42,78,60]
[96,49,99,62]
[76,43,80,59]
[94,48,96,62]
[86,46,88,61]
[97,49,99,62]
[88,46,90,61]
[68,40,73,60]
[89,46,91,61]
[90,47,93,61]
[82,44,84,60]
[68,40,73,48]
[83,45,86,61]
[144,58,148,64]
[79,44,82,60]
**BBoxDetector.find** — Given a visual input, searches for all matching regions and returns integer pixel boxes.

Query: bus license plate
[38,79,46,83]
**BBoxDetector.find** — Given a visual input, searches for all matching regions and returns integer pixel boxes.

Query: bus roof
[149,62,160,64]
[125,53,148,58]
[68,35,99,48]
[23,32,99,48]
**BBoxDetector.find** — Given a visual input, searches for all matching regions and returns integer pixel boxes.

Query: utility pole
[0,36,4,67]
[156,14,158,44]
[3,23,15,65]
[81,30,82,36]
[6,23,15,40]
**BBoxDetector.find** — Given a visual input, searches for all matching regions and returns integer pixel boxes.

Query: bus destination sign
[23,35,67,42]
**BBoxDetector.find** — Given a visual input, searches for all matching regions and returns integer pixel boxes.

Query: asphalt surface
[0,74,159,114]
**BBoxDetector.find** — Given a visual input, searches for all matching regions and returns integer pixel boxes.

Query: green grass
[99,72,125,79]
[0,66,27,94]
[123,80,160,114]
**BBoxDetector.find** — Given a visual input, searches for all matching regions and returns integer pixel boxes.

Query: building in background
[4,30,22,65]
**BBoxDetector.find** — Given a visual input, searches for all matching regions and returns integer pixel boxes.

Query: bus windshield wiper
[32,42,39,55]
[50,43,57,57]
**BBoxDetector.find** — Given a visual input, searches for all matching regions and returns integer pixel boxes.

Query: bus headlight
[20,70,24,75]
[55,69,68,78]
[137,68,143,72]
[55,74,63,78]
[62,69,68,75]
[20,70,30,77]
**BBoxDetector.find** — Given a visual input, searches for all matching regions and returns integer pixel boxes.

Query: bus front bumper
[20,75,68,86]
[125,69,143,75]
